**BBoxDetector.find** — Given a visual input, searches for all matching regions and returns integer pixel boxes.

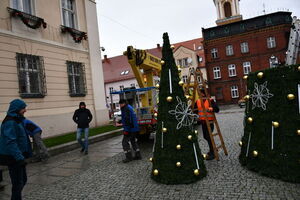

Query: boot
[122,152,133,163]
[133,151,142,160]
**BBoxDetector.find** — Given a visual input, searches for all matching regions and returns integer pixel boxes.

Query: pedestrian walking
[72,102,93,155]
[0,99,32,200]
[119,99,141,163]
[23,119,49,162]
[195,89,219,160]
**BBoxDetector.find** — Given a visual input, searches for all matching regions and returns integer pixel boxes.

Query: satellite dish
[187,57,193,64]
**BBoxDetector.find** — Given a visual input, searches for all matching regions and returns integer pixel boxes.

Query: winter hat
[79,102,86,107]
[7,99,27,115]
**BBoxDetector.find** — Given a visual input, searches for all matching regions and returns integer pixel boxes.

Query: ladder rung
[216,145,223,149]
[212,133,218,137]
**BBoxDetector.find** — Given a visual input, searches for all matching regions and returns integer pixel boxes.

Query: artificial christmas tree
[239,65,300,183]
[151,33,207,184]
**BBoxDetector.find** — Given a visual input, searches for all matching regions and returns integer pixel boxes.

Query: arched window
[224,2,232,18]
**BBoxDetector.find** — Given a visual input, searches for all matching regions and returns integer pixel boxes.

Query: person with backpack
[23,119,49,162]
[0,99,32,200]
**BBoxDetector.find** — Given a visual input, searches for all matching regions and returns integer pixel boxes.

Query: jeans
[77,128,89,151]
[8,164,27,200]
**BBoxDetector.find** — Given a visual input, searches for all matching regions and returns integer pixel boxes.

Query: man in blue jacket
[0,99,32,200]
[119,99,141,163]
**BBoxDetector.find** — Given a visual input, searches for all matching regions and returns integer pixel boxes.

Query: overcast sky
[96,0,300,58]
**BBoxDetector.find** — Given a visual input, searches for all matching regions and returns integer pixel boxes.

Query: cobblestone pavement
[1,107,299,200]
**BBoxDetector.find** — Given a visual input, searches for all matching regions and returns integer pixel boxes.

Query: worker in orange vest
[195,89,219,160]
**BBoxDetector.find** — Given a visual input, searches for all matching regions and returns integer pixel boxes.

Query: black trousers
[122,132,139,152]
[8,164,27,200]
[201,120,214,154]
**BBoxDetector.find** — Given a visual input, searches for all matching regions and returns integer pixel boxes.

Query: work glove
[123,131,129,135]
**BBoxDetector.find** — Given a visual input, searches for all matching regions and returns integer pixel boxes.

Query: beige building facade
[0,0,108,137]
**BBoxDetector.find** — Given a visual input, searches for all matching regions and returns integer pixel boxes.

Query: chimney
[157,44,161,48]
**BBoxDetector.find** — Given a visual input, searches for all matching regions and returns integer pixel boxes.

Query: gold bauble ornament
[247,117,253,124]
[149,157,153,162]
[162,127,167,133]
[185,95,190,99]
[160,60,165,65]
[153,169,159,176]
[287,94,295,100]
[155,83,160,88]
[257,72,264,79]
[166,96,173,102]
[239,141,243,147]
[179,80,184,86]
[202,154,208,160]
[170,45,175,49]
[176,144,181,150]
[176,162,181,167]
[252,150,258,157]
[194,130,198,135]
[244,95,250,101]
[298,66,300,71]
[154,113,158,117]
[243,75,248,80]
[178,68,182,73]
[194,169,200,176]
[188,135,193,140]
[297,129,300,136]
[272,121,280,128]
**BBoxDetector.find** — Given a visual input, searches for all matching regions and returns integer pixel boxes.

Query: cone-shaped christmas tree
[239,65,300,183]
[151,33,207,184]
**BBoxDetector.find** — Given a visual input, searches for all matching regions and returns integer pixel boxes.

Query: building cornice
[0,29,89,53]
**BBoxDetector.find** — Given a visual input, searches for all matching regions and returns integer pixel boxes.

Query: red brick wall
[204,24,291,104]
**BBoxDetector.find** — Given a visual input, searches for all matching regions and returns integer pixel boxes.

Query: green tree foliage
[151,33,207,184]
[239,65,300,183]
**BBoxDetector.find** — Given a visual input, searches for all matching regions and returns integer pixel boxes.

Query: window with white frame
[213,67,221,79]
[267,37,276,48]
[231,85,239,98]
[269,56,279,68]
[67,61,87,96]
[243,61,251,74]
[61,0,76,28]
[120,85,124,91]
[182,75,188,83]
[130,83,135,88]
[241,42,249,53]
[12,0,34,14]
[226,45,234,56]
[109,87,114,93]
[177,58,189,67]
[228,64,236,77]
[211,48,218,59]
[16,53,46,98]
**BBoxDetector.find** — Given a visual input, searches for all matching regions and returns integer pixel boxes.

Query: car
[238,98,246,108]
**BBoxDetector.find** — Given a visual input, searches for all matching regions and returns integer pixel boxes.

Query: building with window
[202,1,293,104]
[0,0,108,137]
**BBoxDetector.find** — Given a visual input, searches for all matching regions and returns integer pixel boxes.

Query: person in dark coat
[0,99,32,200]
[72,102,93,155]
[119,99,141,163]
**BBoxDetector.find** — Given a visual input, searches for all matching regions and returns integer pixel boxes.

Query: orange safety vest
[196,99,215,121]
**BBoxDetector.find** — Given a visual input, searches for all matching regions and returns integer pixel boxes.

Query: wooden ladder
[184,67,228,160]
